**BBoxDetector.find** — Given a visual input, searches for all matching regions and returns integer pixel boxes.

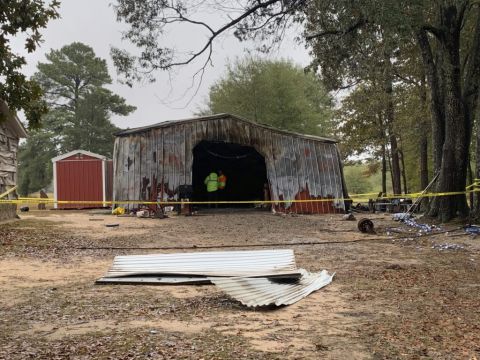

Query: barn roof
[115,113,337,143]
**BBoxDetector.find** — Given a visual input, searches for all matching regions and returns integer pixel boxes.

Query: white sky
[10,0,311,130]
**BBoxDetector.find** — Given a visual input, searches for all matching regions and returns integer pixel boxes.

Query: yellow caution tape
[1,188,479,206]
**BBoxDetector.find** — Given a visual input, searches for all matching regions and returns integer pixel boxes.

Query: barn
[51,150,113,209]
[0,101,27,220]
[112,113,349,214]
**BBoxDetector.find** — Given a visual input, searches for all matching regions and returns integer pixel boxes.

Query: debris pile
[392,213,440,233]
[432,243,465,251]
[464,225,480,236]
[402,217,440,233]
[97,249,334,307]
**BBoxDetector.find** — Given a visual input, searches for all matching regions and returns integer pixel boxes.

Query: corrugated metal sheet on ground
[96,276,210,285]
[102,249,300,278]
[210,270,334,307]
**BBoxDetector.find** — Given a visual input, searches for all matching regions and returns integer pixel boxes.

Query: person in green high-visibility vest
[204,171,219,208]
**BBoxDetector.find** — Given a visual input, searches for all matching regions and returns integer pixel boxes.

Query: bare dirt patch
[1,210,479,359]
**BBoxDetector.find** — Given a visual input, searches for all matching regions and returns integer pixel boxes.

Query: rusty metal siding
[113,114,348,214]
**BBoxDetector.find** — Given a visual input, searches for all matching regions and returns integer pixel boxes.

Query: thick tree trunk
[430,5,469,221]
[464,7,480,216]
[417,30,445,175]
[415,4,477,221]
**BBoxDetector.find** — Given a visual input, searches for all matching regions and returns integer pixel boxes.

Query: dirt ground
[0,209,479,359]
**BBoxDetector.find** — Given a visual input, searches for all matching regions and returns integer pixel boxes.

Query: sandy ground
[0,210,479,359]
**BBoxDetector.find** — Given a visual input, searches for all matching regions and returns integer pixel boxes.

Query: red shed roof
[51,149,107,163]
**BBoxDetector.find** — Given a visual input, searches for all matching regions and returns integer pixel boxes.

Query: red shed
[52,150,113,209]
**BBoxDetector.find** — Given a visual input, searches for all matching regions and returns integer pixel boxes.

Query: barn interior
[192,140,268,208]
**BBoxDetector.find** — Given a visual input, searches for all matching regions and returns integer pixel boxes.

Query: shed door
[56,160,103,208]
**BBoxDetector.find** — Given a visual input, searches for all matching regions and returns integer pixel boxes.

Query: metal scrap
[97,249,334,307]
[358,218,375,233]
[211,270,334,307]
[101,249,300,279]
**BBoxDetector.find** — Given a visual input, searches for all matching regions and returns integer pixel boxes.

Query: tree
[0,0,59,128]
[17,43,136,195]
[200,57,333,136]
[111,0,480,221]
[33,42,136,156]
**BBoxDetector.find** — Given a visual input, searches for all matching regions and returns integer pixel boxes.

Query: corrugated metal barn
[113,113,349,214]
[52,150,113,209]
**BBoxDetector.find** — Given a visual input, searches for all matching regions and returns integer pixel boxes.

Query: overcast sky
[11,0,311,130]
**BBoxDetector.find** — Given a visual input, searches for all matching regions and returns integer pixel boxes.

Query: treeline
[110,0,480,221]
[18,43,136,195]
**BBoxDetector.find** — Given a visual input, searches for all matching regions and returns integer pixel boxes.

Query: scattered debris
[392,213,412,221]
[112,207,125,215]
[431,243,465,251]
[464,225,480,236]
[358,218,375,233]
[97,249,334,307]
[19,206,29,212]
[402,217,440,233]
[136,210,149,218]
[211,269,334,307]
[105,223,119,228]
[342,213,356,221]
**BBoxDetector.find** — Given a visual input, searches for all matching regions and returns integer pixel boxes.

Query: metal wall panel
[113,114,348,213]
[56,159,103,209]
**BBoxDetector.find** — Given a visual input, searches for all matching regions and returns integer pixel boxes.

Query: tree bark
[419,74,429,191]
[431,5,469,221]
[476,103,480,214]
[384,56,402,195]
[399,147,408,194]
[381,143,387,194]
[417,29,445,175]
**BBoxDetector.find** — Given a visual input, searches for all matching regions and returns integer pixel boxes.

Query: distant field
[343,164,392,202]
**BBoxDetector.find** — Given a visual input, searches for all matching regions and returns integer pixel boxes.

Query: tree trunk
[430,5,469,221]
[389,134,402,195]
[467,157,473,209]
[464,7,480,216]
[384,56,402,195]
[381,143,387,194]
[417,30,445,175]
[399,147,408,194]
[419,74,429,191]
[476,103,480,214]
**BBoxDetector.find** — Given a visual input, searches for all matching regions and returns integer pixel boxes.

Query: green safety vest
[204,173,218,192]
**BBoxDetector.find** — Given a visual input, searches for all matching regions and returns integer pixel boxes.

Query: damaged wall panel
[0,100,27,220]
[113,113,348,213]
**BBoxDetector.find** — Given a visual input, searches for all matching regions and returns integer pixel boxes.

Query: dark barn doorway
[192,141,268,208]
